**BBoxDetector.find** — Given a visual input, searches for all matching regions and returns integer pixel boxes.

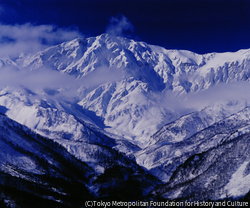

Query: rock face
[1,33,250,204]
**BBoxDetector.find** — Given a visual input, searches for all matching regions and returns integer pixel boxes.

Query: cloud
[143,81,250,123]
[0,23,83,59]
[0,65,77,90]
[106,14,134,37]
[0,24,81,44]
[0,64,124,103]
[181,81,250,109]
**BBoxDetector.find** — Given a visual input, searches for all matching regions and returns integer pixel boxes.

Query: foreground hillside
[0,112,160,207]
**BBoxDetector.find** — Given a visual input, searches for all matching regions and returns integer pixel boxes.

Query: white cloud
[179,81,250,110]
[144,81,250,120]
[0,24,81,43]
[0,64,124,103]
[0,23,83,59]
[106,14,134,37]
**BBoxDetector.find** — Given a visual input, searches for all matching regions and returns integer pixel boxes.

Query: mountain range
[1,33,250,206]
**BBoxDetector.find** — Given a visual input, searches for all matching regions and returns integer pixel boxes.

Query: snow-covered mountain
[150,107,250,200]
[2,33,250,203]
[135,101,249,182]
[15,33,250,146]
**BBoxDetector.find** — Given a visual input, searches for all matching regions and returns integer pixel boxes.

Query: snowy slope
[0,87,143,172]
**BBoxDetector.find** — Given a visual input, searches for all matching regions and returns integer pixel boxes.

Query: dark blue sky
[0,0,250,54]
